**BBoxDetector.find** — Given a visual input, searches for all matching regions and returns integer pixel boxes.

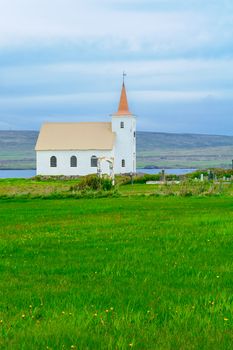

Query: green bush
[101,177,114,190]
[121,173,180,185]
[187,168,233,180]
[70,174,113,191]
[32,175,80,182]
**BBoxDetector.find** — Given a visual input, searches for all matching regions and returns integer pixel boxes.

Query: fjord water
[0,169,196,179]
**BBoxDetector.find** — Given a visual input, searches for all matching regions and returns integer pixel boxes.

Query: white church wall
[36,82,137,176]
[36,150,114,176]
[112,115,136,174]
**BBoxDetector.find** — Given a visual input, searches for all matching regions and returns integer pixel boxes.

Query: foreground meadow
[1,196,233,349]
[1,176,233,198]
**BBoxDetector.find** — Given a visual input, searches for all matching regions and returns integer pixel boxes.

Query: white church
[35,80,136,176]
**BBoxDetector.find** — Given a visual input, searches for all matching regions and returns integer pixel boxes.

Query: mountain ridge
[1,130,233,169]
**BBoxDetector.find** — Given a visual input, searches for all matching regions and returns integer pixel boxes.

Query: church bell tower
[111,75,136,174]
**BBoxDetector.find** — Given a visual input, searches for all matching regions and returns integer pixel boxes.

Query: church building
[35,80,136,176]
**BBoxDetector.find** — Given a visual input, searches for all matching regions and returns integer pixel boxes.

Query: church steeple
[114,74,132,116]
[111,74,136,174]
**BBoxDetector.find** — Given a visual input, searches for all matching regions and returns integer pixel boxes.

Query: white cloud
[0,120,12,129]
[0,0,232,72]
[0,0,225,52]
[0,87,232,109]
[133,90,233,102]
[0,92,114,106]
[0,0,233,133]
[1,58,233,93]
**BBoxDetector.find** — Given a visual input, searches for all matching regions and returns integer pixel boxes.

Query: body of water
[137,168,196,175]
[0,168,196,179]
[0,170,36,178]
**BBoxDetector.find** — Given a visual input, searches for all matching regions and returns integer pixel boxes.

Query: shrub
[101,177,114,190]
[186,168,233,180]
[70,175,113,191]
[31,175,81,182]
[120,173,180,185]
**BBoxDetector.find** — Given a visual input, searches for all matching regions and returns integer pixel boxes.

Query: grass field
[1,194,233,349]
[1,176,233,198]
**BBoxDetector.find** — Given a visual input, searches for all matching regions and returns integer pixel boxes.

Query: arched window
[70,155,77,167]
[50,156,57,167]
[120,121,124,128]
[122,159,125,167]
[91,155,98,167]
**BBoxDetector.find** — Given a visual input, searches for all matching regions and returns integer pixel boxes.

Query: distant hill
[136,131,233,169]
[1,130,233,169]
[137,131,233,150]
[0,131,38,169]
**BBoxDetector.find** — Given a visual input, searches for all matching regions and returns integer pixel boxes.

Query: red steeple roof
[114,82,132,116]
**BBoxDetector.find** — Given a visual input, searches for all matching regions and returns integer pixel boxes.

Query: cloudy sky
[0,0,233,134]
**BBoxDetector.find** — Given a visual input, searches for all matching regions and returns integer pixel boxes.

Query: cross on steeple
[123,71,127,84]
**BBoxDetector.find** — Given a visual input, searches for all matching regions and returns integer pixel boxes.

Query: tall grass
[1,197,233,349]
[1,177,233,199]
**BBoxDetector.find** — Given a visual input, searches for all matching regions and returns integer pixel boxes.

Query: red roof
[114,82,132,116]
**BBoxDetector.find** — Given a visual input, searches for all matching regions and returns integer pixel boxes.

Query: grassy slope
[0,131,37,169]
[1,130,233,169]
[1,196,233,349]
[137,132,233,168]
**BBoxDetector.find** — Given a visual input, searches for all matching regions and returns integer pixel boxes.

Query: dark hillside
[0,131,38,169]
[1,130,233,169]
[137,131,233,150]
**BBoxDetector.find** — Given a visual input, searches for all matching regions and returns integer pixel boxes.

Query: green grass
[0,178,78,198]
[1,177,233,199]
[1,196,233,349]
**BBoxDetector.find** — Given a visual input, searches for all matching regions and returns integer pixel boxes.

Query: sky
[0,0,233,134]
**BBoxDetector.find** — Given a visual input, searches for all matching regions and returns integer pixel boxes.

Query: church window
[91,155,98,167]
[134,131,136,138]
[120,121,124,128]
[50,156,57,167]
[70,155,77,167]
[122,159,125,167]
